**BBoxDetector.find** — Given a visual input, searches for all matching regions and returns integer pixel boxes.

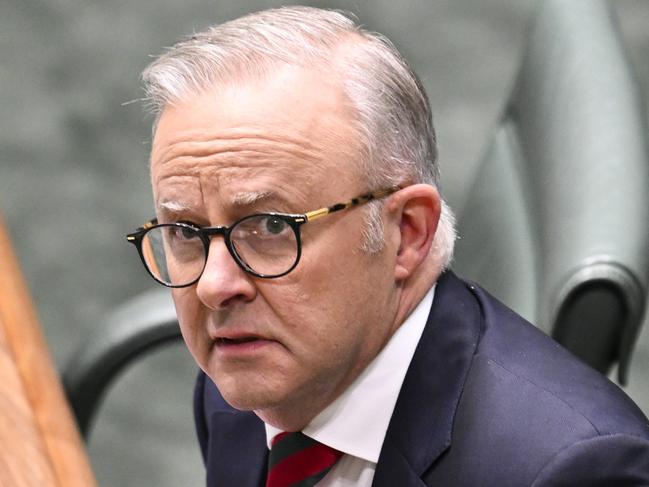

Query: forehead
[150,65,362,210]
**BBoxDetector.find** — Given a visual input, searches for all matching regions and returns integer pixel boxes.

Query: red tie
[266,431,344,487]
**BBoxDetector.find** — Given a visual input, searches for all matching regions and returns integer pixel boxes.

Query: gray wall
[2,1,648,485]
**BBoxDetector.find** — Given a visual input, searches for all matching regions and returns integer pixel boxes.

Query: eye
[232,215,293,241]
[180,226,199,239]
[169,223,200,240]
[263,216,288,235]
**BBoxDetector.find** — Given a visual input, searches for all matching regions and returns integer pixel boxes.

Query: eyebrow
[231,190,275,206]
[157,200,193,213]
[156,190,280,215]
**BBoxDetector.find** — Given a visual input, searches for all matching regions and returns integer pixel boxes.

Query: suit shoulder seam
[484,356,602,435]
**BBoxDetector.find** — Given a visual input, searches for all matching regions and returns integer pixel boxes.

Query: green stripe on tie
[268,432,317,469]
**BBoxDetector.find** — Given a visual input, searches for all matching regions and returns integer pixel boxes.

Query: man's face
[150,66,401,426]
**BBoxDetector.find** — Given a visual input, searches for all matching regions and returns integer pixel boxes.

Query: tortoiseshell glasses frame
[126,187,399,287]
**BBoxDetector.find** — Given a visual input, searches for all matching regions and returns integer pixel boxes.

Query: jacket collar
[207,409,268,487]
[372,271,482,486]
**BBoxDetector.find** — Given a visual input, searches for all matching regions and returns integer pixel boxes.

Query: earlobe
[392,185,441,281]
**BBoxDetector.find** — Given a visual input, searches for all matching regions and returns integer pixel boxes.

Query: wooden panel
[0,216,97,487]
[0,321,58,486]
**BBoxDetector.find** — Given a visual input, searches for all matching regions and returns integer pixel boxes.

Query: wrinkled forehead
[149,65,364,210]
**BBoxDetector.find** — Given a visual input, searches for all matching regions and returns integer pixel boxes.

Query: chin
[215,378,284,412]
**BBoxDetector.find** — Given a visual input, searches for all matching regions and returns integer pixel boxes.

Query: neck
[255,338,391,431]
[391,259,441,335]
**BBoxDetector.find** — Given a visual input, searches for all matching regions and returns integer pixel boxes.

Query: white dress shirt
[265,286,435,486]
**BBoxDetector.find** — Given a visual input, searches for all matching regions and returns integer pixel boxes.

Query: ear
[388,184,441,281]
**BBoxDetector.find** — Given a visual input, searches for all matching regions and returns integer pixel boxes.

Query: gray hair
[142,6,456,268]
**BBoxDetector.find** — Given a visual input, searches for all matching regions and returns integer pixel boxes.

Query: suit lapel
[207,409,268,487]
[373,272,482,485]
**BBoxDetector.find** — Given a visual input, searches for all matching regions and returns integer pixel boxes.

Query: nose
[195,238,257,309]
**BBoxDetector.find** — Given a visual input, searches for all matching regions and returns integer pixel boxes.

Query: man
[128,6,649,486]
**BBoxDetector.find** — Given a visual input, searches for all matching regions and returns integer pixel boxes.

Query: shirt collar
[265,285,435,462]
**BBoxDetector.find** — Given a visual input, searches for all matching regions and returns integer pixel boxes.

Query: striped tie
[266,431,343,487]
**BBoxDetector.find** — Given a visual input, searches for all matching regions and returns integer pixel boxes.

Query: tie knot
[266,432,343,487]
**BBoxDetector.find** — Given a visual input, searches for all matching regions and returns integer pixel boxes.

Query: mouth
[216,336,262,345]
[210,327,279,357]
[212,332,278,356]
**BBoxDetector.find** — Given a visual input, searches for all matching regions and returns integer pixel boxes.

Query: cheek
[172,288,208,362]
[264,274,366,354]
[272,224,378,321]
[278,244,394,354]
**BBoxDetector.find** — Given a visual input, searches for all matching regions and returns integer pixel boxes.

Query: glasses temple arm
[304,187,399,222]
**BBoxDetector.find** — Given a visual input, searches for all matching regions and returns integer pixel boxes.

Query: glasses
[127,187,399,287]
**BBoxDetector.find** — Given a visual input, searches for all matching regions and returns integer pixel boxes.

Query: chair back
[454,0,649,383]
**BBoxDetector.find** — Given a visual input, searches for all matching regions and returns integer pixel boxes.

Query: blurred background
[1,1,648,485]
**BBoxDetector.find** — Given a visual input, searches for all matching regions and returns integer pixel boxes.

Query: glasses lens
[141,224,206,286]
[230,215,299,277]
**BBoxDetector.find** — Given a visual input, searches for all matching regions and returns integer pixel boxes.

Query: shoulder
[530,434,649,486]
[467,280,649,438]
[434,275,649,484]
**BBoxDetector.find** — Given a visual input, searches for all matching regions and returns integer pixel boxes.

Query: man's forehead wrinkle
[161,126,322,148]
[153,174,203,210]
[153,144,324,177]
[153,147,328,196]
[153,161,314,215]
[153,127,323,168]
[152,160,206,187]
[154,153,300,186]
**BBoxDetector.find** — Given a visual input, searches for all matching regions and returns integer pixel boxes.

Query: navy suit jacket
[194,271,649,486]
